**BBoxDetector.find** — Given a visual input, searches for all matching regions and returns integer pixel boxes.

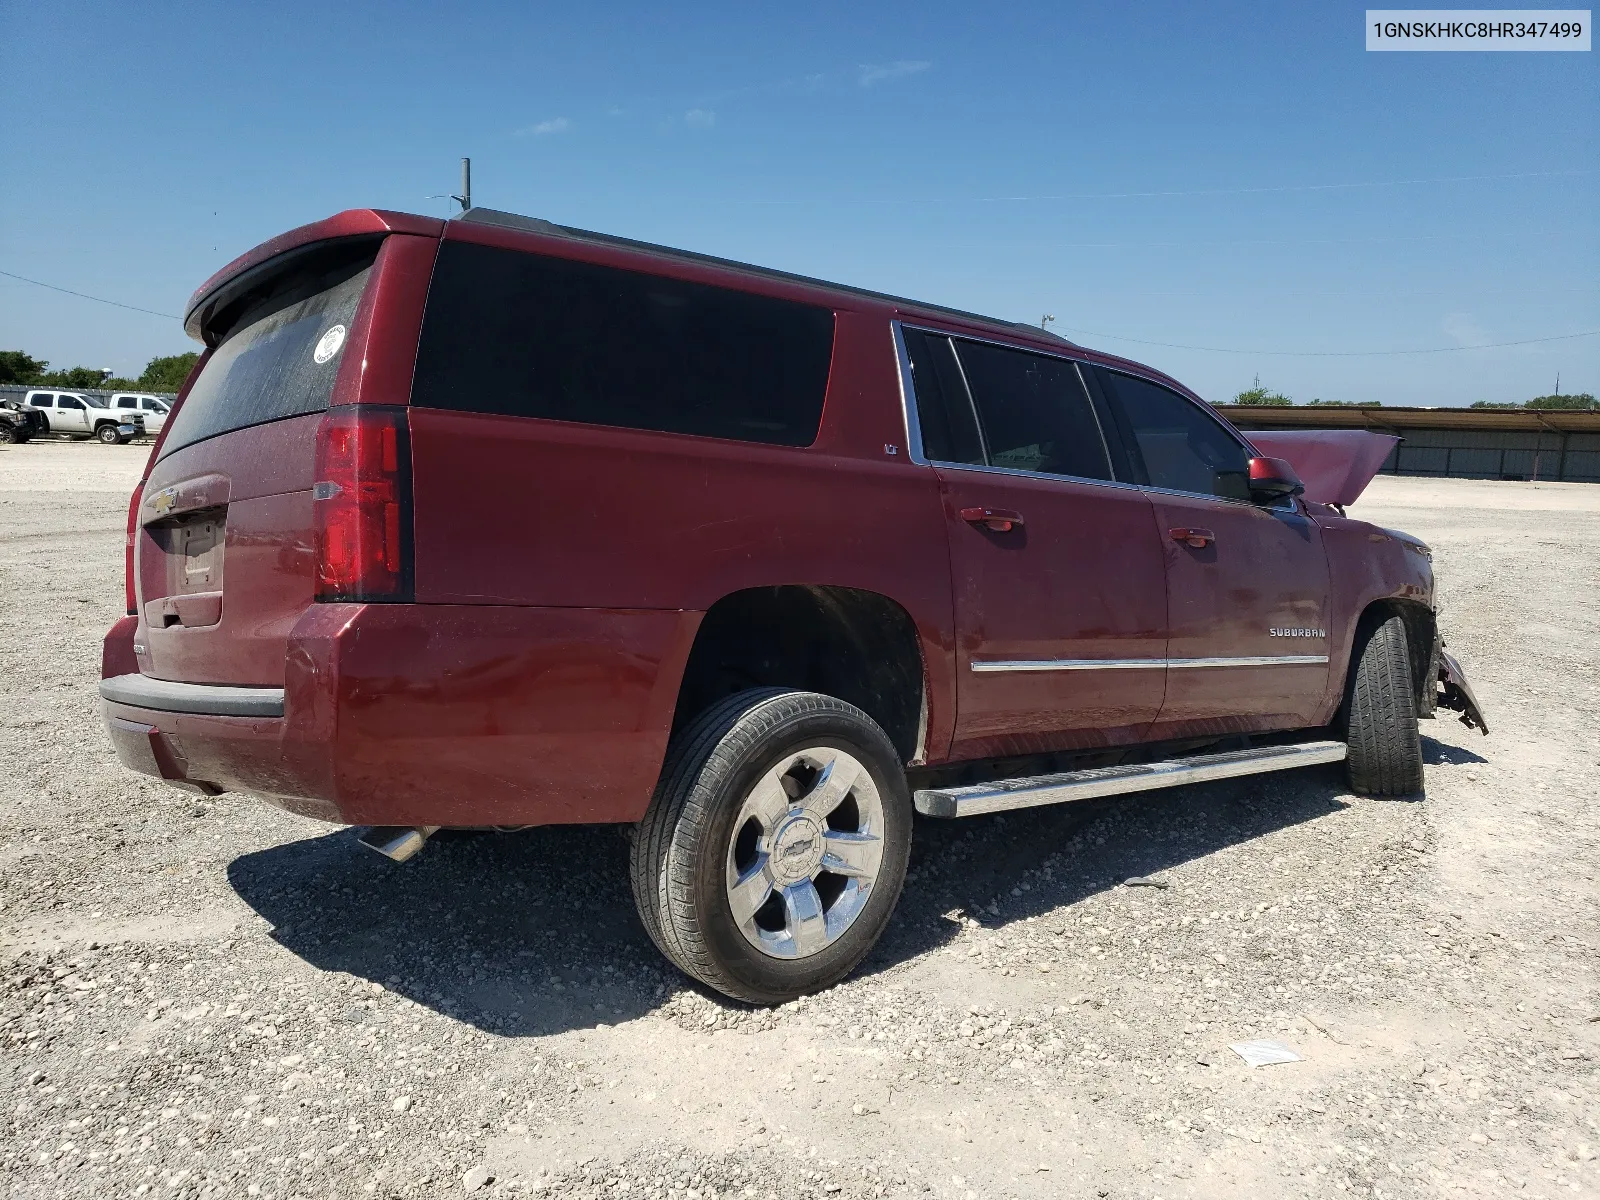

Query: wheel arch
[1346,597,1437,720]
[671,585,927,765]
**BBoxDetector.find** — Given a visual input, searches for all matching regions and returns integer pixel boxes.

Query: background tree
[137,352,200,393]
[0,351,49,385]
[1233,375,1292,405]
[1525,392,1597,410]
[37,365,114,389]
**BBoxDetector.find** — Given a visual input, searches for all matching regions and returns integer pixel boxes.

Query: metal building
[1216,405,1600,484]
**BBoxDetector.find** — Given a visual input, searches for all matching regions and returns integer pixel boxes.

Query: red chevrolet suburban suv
[101,207,1486,1004]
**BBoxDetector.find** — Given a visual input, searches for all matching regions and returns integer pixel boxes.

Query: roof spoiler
[1243,430,1400,506]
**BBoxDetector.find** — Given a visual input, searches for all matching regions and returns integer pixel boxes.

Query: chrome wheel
[724,746,886,960]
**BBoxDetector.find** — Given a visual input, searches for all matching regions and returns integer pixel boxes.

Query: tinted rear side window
[952,339,1112,481]
[901,328,983,465]
[160,242,377,458]
[412,240,835,447]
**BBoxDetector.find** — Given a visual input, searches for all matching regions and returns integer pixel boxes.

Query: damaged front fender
[1438,647,1489,735]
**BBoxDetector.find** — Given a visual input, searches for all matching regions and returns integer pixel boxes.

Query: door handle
[1169,527,1215,548]
[960,506,1025,533]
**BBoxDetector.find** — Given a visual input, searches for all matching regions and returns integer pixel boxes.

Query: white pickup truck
[108,393,171,435]
[23,391,144,444]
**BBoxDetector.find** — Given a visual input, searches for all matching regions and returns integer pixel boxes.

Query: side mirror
[1247,456,1305,502]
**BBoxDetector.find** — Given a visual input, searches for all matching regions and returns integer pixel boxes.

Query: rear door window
[951,339,1112,481]
[159,241,378,459]
[30,396,51,407]
[1097,369,1250,501]
[412,240,836,447]
[901,328,983,465]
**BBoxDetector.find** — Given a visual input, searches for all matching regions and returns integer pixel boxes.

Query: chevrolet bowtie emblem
[151,488,177,514]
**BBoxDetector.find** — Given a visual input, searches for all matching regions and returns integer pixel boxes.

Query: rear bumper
[101,603,699,826]
[101,674,284,717]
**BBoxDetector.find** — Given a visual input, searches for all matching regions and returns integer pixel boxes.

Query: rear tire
[1343,612,1425,796]
[630,688,912,1005]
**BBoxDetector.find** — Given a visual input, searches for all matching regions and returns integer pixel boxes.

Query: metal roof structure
[1214,404,1600,434]
[1216,404,1600,483]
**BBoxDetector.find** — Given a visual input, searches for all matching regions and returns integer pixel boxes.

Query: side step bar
[914,739,1348,819]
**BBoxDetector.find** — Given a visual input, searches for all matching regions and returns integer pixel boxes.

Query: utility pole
[451,159,472,213]
[1555,372,1560,396]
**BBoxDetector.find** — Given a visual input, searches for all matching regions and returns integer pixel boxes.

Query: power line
[0,269,179,319]
[745,168,1594,206]
[1057,326,1600,357]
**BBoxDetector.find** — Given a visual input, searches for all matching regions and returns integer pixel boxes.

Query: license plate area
[144,507,226,629]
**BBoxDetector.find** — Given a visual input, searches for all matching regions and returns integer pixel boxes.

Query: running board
[913,740,1348,818]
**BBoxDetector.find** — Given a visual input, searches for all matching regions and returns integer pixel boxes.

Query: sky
[2,1,1596,406]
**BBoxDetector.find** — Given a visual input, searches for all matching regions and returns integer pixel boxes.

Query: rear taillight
[125,483,143,615]
[313,406,413,602]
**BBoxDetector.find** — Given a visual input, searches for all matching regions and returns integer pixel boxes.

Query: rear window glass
[411,240,836,447]
[952,339,1112,481]
[160,242,377,458]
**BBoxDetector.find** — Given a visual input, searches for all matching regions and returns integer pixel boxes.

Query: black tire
[1343,612,1425,796]
[0,424,16,445]
[96,424,123,444]
[630,688,913,1005]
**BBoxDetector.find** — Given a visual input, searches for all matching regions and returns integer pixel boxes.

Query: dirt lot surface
[2,442,1596,1200]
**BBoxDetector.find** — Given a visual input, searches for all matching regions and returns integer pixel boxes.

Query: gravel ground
[1,442,1596,1200]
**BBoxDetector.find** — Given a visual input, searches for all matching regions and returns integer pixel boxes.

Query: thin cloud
[857,60,931,87]
[684,108,716,127]
[515,117,571,138]
[1441,312,1491,347]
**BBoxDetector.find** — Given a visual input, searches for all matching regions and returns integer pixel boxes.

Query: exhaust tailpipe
[357,825,439,863]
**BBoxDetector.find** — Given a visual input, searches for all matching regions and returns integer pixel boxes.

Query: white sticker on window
[313,324,347,365]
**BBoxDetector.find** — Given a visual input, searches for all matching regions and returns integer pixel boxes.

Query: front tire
[96,424,122,444]
[631,689,912,1005]
[1343,612,1425,796]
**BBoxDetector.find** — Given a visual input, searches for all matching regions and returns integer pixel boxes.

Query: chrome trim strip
[1172,655,1328,668]
[100,673,286,718]
[971,658,1165,672]
[971,655,1327,672]
[914,740,1349,818]
[889,321,928,466]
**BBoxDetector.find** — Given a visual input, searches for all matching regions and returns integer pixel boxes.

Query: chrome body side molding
[971,655,1328,673]
[914,739,1348,818]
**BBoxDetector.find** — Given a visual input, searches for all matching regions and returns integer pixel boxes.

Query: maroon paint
[102,207,1457,832]
[933,469,1168,759]
[185,210,442,338]
[1311,513,1434,720]
[107,602,698,826]
[1143,493,1333,738]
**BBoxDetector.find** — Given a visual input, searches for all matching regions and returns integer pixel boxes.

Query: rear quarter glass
[159,241,379,460]
[410,239,835,447]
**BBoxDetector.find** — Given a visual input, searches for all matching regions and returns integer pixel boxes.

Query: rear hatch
[136,239,383,687]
